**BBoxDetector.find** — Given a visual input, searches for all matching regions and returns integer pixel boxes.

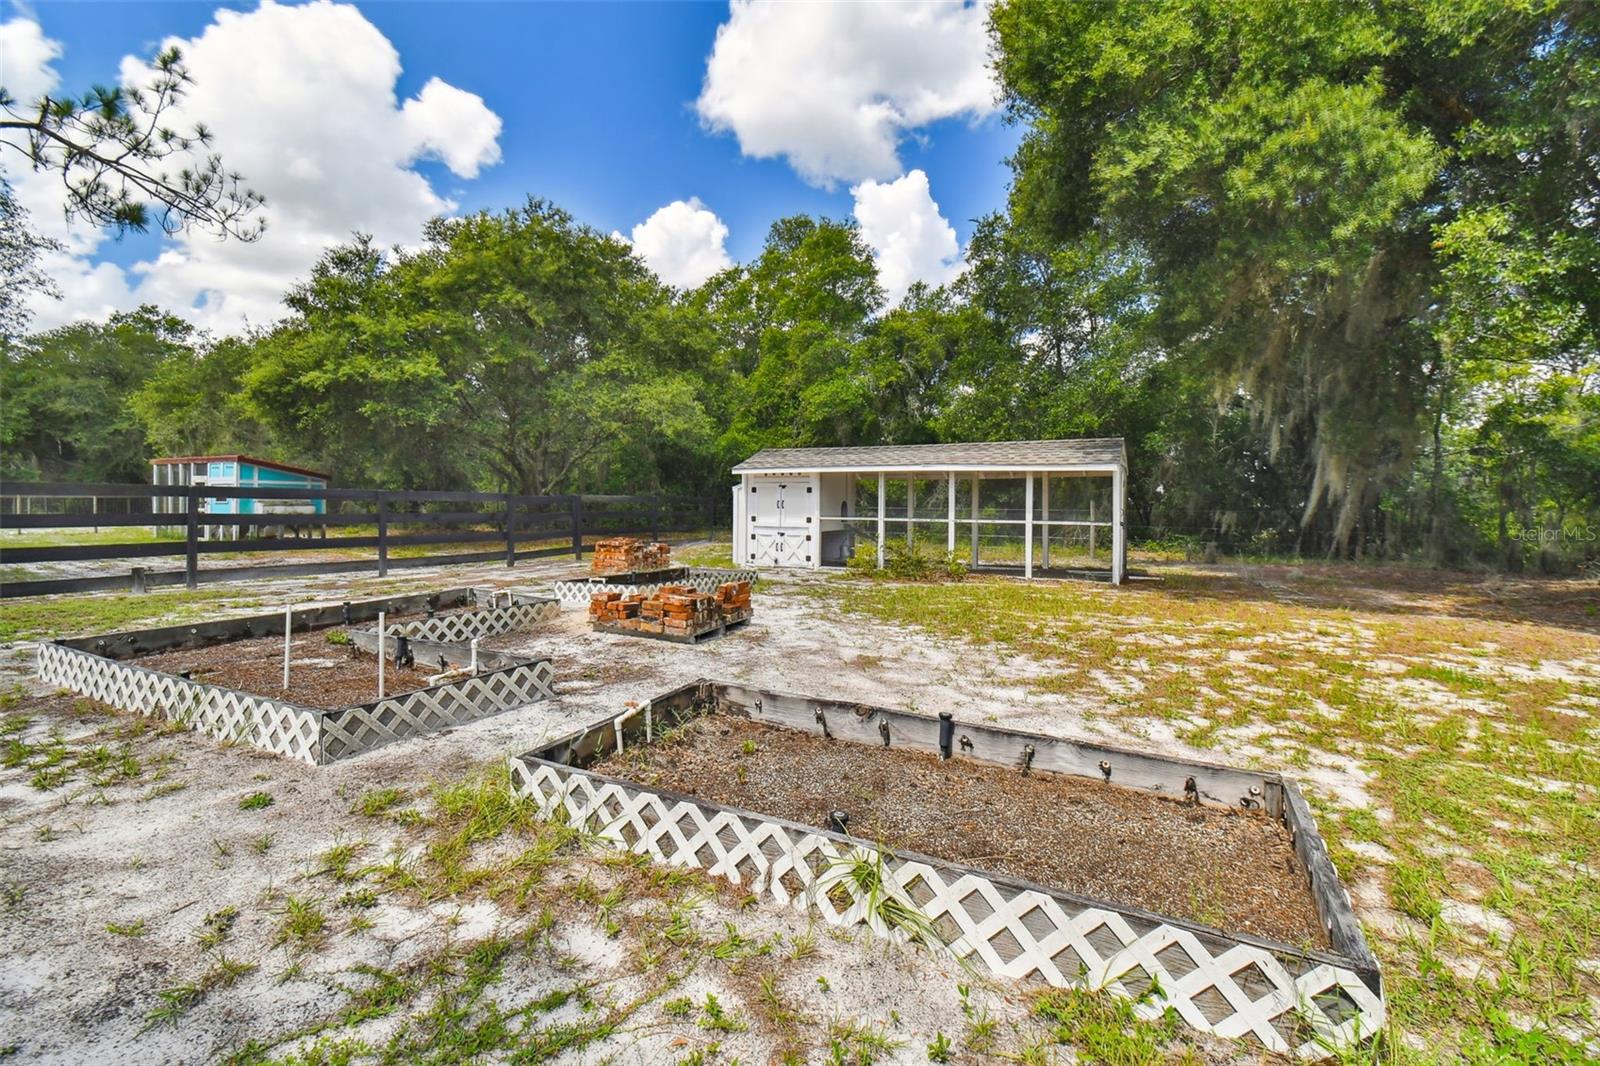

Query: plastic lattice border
[37,643,322,764]
[509,758,1384,1058]
[387,600,559,643]
[321,660,555,760]
[549,568,758,606]
[38,643,555,765]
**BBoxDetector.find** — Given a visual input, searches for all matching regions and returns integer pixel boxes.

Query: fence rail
[0,481,720,599]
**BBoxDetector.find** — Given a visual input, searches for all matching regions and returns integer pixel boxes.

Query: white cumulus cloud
[0,14,61,102]
[402,76,503,179]
[696,0,997,188]
[622,198,732,289]
[851,169,964,307]
[3,1,503,335]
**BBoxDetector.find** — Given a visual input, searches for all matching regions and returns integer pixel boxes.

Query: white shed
[730,439,1129,583]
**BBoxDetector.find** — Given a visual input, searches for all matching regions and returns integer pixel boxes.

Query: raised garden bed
[592,713,1318,944]
[509,680,1383,1058]
[136,631,438,706]
[37,589,556,765]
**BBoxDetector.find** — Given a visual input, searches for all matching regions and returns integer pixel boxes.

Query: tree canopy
[1,0,1594,571]
[990,0,1598,557]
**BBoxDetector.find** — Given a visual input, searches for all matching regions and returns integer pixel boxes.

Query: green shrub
[846,541,879,573]
[881,540,929,579]
[846,540,966,582]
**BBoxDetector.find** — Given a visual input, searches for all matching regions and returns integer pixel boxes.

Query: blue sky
[3,1,1020,330]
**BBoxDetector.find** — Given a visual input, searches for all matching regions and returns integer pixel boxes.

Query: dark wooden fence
[0,481,721,598]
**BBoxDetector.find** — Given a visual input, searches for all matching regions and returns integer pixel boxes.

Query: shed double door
[748,475,815,568]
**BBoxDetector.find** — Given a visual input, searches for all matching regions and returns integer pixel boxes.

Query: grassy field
[799,564,1600,1062]
[0,527,183,549]
[0,587,263,642]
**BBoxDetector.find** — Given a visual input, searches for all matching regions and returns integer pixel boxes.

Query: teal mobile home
[150,454,330,539]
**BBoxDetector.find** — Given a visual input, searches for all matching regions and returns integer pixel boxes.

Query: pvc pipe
[282,605,293,690]
[377,611,386,699]
[469,638,479,675]
[612,702,651,754]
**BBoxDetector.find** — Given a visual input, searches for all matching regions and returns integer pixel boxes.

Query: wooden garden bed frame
[509,680,1384,1058]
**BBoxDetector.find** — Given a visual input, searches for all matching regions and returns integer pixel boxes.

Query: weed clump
[847,540,967,581]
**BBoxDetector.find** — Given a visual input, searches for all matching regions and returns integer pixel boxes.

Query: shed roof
[150,454,331,481]
[732,438,1125,473]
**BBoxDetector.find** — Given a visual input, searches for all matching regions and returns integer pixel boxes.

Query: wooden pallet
[593,609,752,645]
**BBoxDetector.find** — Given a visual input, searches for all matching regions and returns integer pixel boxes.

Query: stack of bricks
[590,581,752,638]
[644,585,717,635]
[714,580,752,616]
[587,590,645,623]
[590,537,672,576]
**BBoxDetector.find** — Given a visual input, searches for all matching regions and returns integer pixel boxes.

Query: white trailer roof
[732,438,1125,474]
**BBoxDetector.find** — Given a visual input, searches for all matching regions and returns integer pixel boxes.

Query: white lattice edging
[508,757,1384,1057]
[550,568,757,606]
[322,660,554,760]
[388,600,559,643]
[39,642,555,765]
[38,642,323,764]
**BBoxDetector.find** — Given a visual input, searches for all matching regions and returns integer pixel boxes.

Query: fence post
[184,487,199,589]
[570,495,584,560]
[376,493,389,578]
[505,493,516,568]
[650,495,660,542]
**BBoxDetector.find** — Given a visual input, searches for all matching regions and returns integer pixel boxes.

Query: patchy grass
[673,540,735,568]
[800,566,1600,1061]
[352,787,406,818]
[239,791,275,811]
[0,587,250,642]
[272,896,330,953]
[0,567,465,642]
[144,955,259,1031]
[313,839,366,883]
[213,763,746,1063]
[1033,987,1192,1065]
[198,906,240,950]
[2,698,154,794]
[0,527,184,549]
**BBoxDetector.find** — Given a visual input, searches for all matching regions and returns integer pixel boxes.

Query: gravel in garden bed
[592,714,1327,948]
[134,630,439,707]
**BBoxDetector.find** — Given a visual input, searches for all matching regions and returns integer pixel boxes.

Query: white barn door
[748,474,815,568]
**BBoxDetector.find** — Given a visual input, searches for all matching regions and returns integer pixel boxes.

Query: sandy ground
[0,558,1248,1065]
[0,554,1476,1063]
